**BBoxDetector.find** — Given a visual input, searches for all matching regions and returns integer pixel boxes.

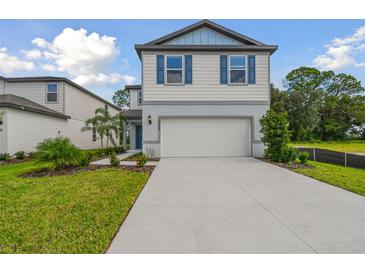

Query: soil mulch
[20,165,155,178]
[257,157,314,170]
[0,157,33,166]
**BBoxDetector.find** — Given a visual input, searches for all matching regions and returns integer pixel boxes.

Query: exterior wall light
[148,114,152,125]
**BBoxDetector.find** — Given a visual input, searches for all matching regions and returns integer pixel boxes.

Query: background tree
[271,67,365,141]
[112,88,130,110]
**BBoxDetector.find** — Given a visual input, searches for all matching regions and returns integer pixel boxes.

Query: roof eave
[135,44,278,58]
[0,102,70,119]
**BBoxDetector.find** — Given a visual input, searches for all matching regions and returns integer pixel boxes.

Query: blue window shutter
[220,55,228,84]
[248,55,256,84]
[156,55,164,84]
[185,55,192,84]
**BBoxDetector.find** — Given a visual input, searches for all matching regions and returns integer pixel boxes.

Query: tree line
[270,67,365,141]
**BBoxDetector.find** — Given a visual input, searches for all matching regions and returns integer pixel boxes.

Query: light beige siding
[4,81,64,113]
[0,79,4,94]
[142,51,270,102]
[130,89,142,110]
[64,82,119,121]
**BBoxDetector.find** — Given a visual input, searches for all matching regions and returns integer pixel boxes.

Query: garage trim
[153,115,255,157]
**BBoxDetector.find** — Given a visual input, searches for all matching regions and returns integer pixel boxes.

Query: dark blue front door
[136,126,142,149]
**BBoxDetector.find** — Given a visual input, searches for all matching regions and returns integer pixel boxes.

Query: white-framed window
[137,91,143,105]
[46,82,58,102]
[229,55,247,84]
[165,55,184,84]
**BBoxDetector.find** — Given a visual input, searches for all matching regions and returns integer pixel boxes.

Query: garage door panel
[161,117,251,157]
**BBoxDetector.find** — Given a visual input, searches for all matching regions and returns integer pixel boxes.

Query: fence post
[313,148,316,161]
[345,153,347,167]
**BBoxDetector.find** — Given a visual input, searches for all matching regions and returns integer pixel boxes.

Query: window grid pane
[47,83,58,93]
[167,56,182,69]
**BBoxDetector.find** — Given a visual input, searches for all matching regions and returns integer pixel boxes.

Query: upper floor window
[105,104,108,112]
[46,83,58,102]
[166,55,183,84]
[137,91,143,105]
[229,55,247,84]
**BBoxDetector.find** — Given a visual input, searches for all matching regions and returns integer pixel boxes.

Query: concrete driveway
[108,157,365,253]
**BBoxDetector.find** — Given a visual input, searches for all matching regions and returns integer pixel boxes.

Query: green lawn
[294,161,365,196]
[291,140,365,153]
[0,161,150,253]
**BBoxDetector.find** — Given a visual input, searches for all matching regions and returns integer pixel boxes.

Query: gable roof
[146,20,265,46]
[0,94,70,119]
[1,76,122,111]
[135,19,278,58]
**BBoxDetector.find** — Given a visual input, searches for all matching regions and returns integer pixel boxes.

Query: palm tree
[81,108,124,148]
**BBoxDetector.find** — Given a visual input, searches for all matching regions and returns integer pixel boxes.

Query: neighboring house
[125,19,278,157]
[0,76,121,154]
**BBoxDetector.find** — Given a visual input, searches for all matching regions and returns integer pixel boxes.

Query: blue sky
[0,19,364,102]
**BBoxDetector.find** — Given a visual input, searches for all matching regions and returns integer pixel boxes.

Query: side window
[137,91,143,105]
[46,83,58,102]
[166,55,183,84]
[105,104,108,112]
[229,55,247,84]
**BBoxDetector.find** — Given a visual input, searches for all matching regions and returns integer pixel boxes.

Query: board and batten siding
[142,51,270,102]
[64,82,119,121]
[3,81,65,113]
[129,89,142,110]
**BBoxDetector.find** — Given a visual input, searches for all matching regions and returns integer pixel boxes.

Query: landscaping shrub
[14,151,26,160]
[298,151,309,164]
[0,153,11,161]
[27,151,36,158]
[103,146,124,156]
[35,137,89,169]
[109,152,120,166]
[260,110,293,163]
[136,153,148,167]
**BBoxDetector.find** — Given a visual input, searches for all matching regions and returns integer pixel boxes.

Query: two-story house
[0,76,121,154]
[125,20,277,157]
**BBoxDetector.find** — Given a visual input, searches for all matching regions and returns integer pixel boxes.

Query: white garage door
[160,117,251,157]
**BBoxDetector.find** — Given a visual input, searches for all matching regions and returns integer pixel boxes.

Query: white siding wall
[4,81,65,113]
[129,89,142,110]
[0,79,4,94]
[64,82,119,121]
[142,51,270,102]
[0,107,8,153]
[4,108,108,154]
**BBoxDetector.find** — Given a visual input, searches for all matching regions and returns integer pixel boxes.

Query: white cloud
[41,63,57,71]
[332,26,365,46]
[0,47,35,74]
[32,28,119,76]
[355,62,365,68]
[73,73,136,86]
[22,49,42,60]
[313,25,365,70]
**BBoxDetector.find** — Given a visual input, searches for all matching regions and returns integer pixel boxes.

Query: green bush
[35,137,89,169]
[103,146,124,156]
[136,153,148,167]
[27,151,36,158]
[298,151,310,164]
[109,152,120,166]
[0,153,11,161]
[14,151,26,160]
[260,110,293,163]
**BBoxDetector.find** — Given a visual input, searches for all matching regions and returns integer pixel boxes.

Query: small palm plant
[82,108,125,149]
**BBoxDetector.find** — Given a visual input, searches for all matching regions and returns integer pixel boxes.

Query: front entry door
[136,126,142,149]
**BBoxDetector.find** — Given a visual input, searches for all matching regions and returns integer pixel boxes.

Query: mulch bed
[257,157,314,170]
[0,157,33,166]
[20,165,155,178]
